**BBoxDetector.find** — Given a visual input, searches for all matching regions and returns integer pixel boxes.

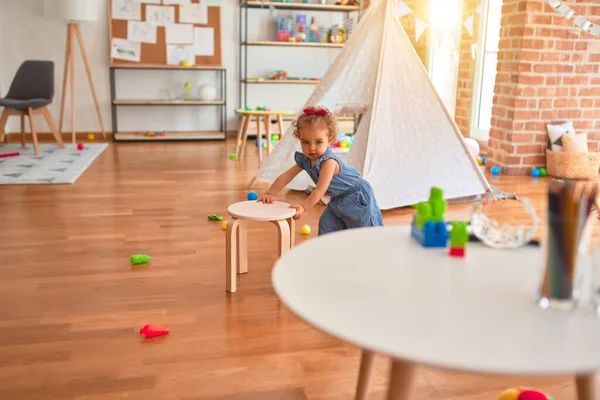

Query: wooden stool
[225,201,296,293]
[234,108,295,162]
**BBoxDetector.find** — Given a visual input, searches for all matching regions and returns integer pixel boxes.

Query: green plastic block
[450,221,468,247]
[208,214,223,221]
[415,202,432,230]
[130,254,151,265]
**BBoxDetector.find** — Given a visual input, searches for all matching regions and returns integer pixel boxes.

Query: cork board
[109,0,221,68]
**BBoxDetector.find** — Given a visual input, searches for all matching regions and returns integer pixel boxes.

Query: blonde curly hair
[292,106,338,144]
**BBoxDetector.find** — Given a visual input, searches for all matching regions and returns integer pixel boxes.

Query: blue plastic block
[410,219,448,248]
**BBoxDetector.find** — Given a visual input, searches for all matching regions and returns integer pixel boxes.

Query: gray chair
[0,60,64,156]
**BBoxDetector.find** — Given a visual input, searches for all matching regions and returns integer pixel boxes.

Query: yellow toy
[498,388,553,400]
[87,133,95,142]
[222,220,228,230]
[301,225,311,235]
[184,81,192,100]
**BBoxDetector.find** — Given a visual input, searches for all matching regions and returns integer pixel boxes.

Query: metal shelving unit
[109,64,227,142]
[238,1,360,108]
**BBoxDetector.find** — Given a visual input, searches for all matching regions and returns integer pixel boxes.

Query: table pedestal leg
[576,373,597,400]
[355,350,375,400]
[226,218,240,293]
[237,220,248,274]
[386,359,415,400]
[287,217,295,248]
[273,219,291,256]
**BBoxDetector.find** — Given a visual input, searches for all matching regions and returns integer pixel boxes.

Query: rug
[0,143,108,185]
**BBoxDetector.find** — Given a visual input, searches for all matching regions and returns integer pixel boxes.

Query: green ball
[228,153,237,160]
[540,167,547,177]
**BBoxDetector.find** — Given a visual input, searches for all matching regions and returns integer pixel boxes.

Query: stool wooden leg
[277,114,285,138]
[226,218,240,293]
[239,116,251,158]
[20,113,26,147]
[287,217,295,248]
[355,350,375,400]
[264,115,272,154]
[273,219,291,256]
[256,116,263,162]
[237,220,248,275]
[386,359,415,400]
[234,115,245,157]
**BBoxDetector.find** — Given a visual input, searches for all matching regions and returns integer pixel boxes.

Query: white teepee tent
[252,0,492,210]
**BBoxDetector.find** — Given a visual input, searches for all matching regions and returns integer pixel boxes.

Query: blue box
[411,218,448,248]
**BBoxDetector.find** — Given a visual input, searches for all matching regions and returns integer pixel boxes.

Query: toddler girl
[258,106,383,235]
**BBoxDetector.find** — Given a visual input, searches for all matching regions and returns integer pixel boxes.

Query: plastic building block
[449,247,465,257]
[449,221,468,257]
[130,254,151,265]
[208,214,223,221]
[139,324,169,339]
[411,219,448,248]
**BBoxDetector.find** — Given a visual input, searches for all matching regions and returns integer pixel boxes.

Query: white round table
[272,226,600,399]
[225,201,296,293]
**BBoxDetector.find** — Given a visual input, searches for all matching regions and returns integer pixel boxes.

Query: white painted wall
[0,0,344,134]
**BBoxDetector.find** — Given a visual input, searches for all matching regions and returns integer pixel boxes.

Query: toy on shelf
[139,324,170,339]
[130,254,151,265]
[330,133,354,153]
[295,15,308,42]
[449,221,468,257]
[143,131,167,138]
[329,26,347,43]
[270,70,289,80]
[208,214,224,221]
[498,388,553,400]
[184,81,192,100]
[410,187,449,248]
[277,17,292,42]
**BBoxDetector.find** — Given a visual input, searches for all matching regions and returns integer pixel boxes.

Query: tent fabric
[253,0,491,210]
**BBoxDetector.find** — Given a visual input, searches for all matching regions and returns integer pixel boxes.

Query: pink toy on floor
[0,152,19,158]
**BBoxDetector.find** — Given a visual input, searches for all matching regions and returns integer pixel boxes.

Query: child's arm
[258,164,303,203]
[289,159,336,218]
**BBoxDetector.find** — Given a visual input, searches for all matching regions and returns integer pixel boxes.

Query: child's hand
[289,204,305,220]
[258,193,276,204]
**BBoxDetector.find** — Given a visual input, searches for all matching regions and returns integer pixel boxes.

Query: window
[470,0,503,140]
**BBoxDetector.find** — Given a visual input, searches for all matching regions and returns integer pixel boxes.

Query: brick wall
[455,0,481,136]
[400,0,430,66]
[488,0,600,174]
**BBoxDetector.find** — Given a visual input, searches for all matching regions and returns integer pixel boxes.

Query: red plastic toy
[77,143,84,151]
[0,152,19,158]
[139,324,170,338]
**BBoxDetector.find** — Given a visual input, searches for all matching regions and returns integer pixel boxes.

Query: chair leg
[0,108,10,143]
[272,219,291,256]
[237,220,248,275]
[277,114,285,138]
[234,115,245,157]
[20,113,26,147]
[28,108,40,156]
[41,107,65,149]
[226,218,240,293]
[287,217,295,248]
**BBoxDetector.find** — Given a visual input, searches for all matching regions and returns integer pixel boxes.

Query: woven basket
[546,150,600,179]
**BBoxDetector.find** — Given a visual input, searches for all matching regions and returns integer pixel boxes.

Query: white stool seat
[227,201,296,221]
[225,200,296,293]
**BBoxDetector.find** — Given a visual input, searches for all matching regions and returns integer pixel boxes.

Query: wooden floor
[0,139,594,399]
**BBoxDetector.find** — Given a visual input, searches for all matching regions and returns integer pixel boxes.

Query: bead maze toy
[410,187,449,248]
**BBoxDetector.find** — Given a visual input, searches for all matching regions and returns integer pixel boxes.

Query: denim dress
[295,148,384,235]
